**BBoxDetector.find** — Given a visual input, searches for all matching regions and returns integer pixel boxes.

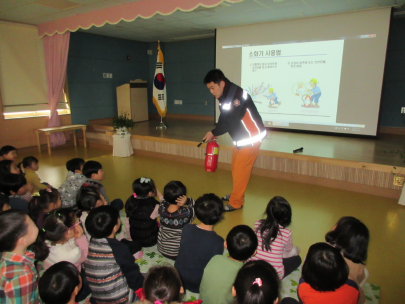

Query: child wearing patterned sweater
[58,158,86,208]
[158,181,195,260]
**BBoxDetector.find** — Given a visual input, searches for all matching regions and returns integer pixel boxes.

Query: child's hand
[156,189,163,201]
[74,224,84,239]
[27,183,35,193]
[176,195,187,206]
[100,194,108,206]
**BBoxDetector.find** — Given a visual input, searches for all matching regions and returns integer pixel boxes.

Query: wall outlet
[147,50,152,55]
[174,100,182,105]
[109,73,113,78]
[204,101,207,106]
[103,73,107,78]
[402,107,405,114]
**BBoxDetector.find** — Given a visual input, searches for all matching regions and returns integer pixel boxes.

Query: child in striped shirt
[157,181,195,260]
[248,196,301,279]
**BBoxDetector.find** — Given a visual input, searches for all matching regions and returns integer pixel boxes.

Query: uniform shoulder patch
[234,99,240,107]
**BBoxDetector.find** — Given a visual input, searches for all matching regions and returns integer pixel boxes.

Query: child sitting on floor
[58,158,86,208]
[0,210,41,303]
[125,177,162,247]
[158,180,195,259]
[29,188,62,230]
[76,185,107,240]
[18,156,51,193]
[38,261,85,304]
[41,208,88,272]
[0,173,30,212]
[134,265,202,304]
[233,260,279,304]
[0,145,18,161]
[249,196,301,279]
[325,216,369,304]
[200,224,258,304]
[0,160,35,201]
[82,160,123,210]
[85,205,144,304]
[174,193,224,293]
[283,242,360,304]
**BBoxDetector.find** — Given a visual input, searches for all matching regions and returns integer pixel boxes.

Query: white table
[113,134,134,157]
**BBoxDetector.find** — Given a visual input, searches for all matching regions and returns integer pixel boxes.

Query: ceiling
[0,0,404,42]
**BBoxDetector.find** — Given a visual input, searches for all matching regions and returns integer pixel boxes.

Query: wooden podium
[116,80,148,122]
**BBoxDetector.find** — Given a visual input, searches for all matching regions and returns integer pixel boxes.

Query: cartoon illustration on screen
[246,82,270,104]
[308,78,321,108]
[293,83,305,96]
[265,88,280,108]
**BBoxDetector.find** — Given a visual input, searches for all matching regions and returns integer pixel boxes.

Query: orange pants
[229,141,262,209]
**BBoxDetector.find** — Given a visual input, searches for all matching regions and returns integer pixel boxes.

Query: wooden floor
[126,118,405,168]
[24,145,404,304]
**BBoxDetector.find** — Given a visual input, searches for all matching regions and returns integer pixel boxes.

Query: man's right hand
[203,131,214,142]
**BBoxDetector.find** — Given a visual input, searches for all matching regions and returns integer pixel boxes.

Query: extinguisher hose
[197,139,206,147]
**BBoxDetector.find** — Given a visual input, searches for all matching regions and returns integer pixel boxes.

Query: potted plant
[112,112,135,136]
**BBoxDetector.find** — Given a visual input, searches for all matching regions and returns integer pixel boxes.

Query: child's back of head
[0,209,29,252]
[82,160,102,179]
[325,216,369,264]
[259,196,292,251]
[42,208,78,244]
[125,177,157,216]
[227,225,258,261]
[66,158,85,173]
[76,185,103,211]
[29,188,61,225]
[0,173,27,195]
[143,265,183,303]
[163,181,186,205]
[0,145,17,161]
[39,261,81,304]
[85,205,120,239]
[195,193,223,225]
[233,260,279,304]
[302,242,349,292]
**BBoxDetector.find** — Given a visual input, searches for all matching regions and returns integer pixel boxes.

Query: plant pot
[116,127,128,136]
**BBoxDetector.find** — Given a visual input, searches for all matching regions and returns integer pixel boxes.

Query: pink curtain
[42,32,70,147]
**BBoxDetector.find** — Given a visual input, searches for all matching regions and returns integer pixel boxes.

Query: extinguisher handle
[197,139,206,147]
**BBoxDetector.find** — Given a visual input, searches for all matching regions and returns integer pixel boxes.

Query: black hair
[227,225,258,261]
[29,188,60,224]
[0,193,10,211]
[194,193,223,225]
[125,177,157,216]
[302,242,349,292]
[39,261,80,304]
[144,265,183,303]
[0,209,48,260]
[76,185,101,211]
[66,158,85,173]
[41,208,78,243]
[234,260,279,304]
[85,205,120,238]
[0,160,15,174]
[0,209,28,251]
[0,173,27,195]
[17,156,38,171]
[82,160,102,178]
[325,216,369,264]
[164,181,186,205]
[0,145,17,157]
[258,196,291,251]
[203,69,226,85]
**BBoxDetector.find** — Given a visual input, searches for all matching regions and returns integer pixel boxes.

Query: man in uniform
[203,69,267,211]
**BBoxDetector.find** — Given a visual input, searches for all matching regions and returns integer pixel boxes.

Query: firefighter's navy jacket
[211,78,267,147]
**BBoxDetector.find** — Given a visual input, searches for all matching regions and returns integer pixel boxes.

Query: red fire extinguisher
[204,138,219,172]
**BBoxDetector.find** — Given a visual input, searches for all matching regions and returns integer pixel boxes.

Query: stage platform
[84,117,405,200]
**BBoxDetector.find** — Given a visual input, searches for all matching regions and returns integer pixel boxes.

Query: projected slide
[241,40,344,127]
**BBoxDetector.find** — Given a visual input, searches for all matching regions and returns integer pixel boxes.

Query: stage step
[78,138,112,151]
